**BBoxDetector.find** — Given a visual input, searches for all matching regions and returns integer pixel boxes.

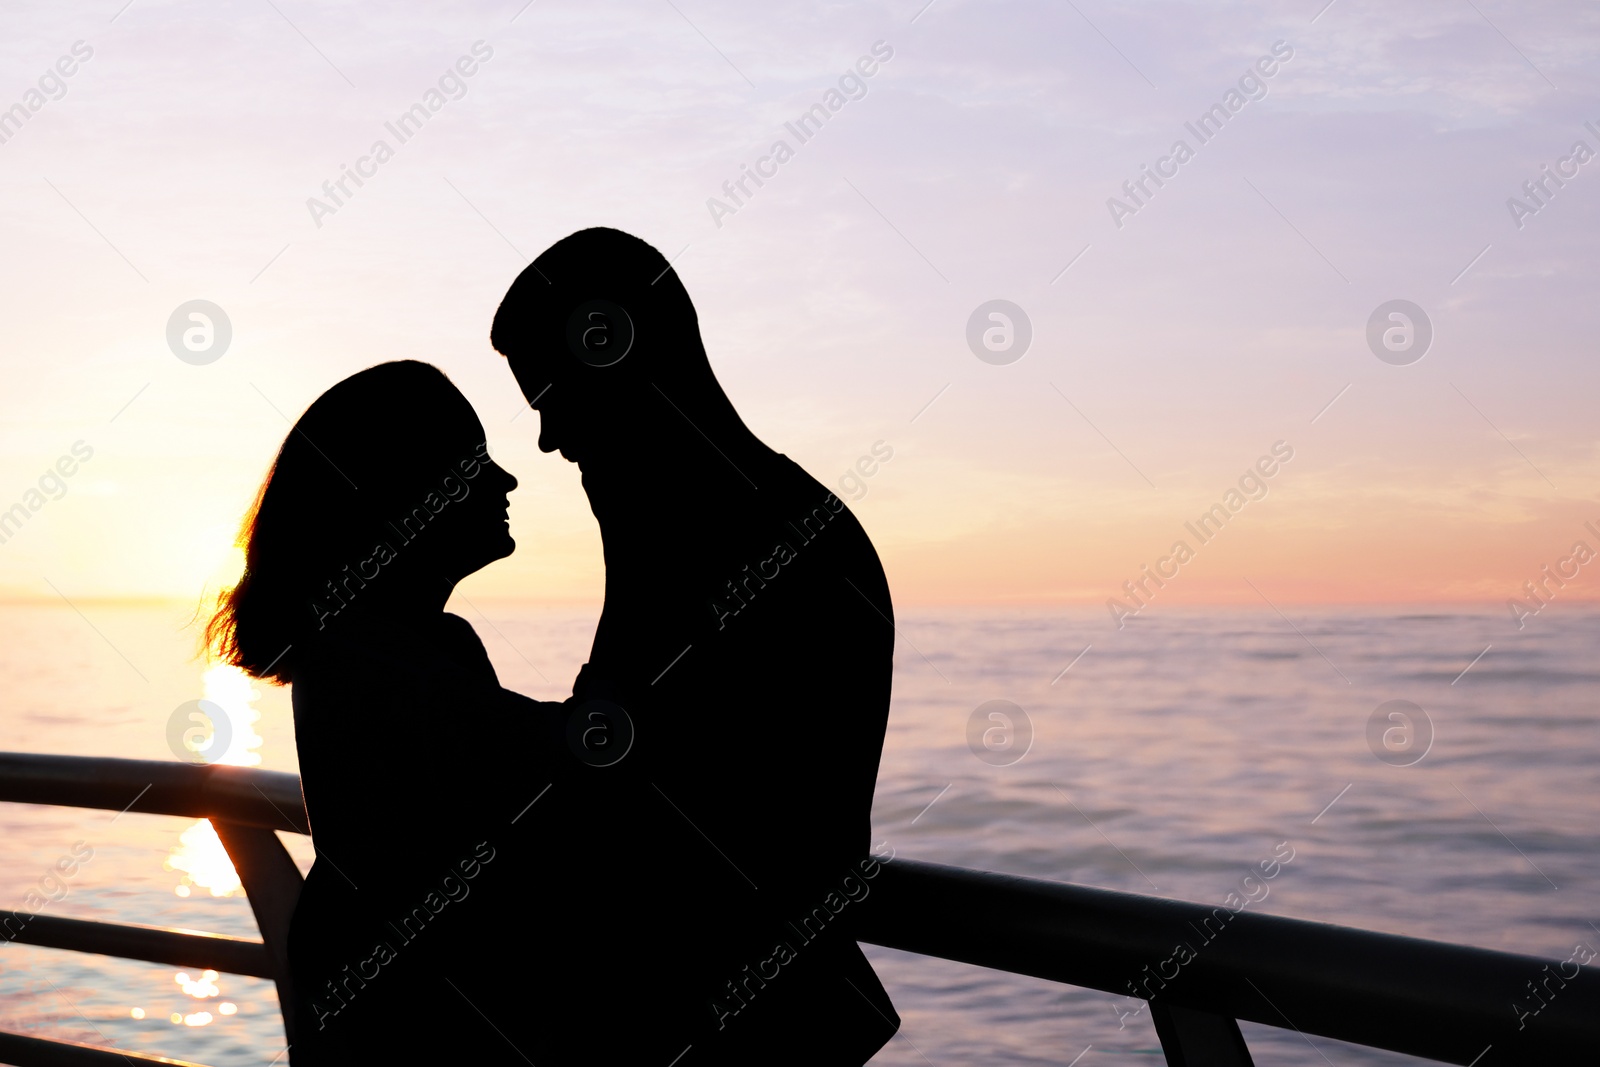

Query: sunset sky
[1,0,1597,613]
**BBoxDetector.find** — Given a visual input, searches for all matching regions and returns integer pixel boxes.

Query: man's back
[574,452,899,1064]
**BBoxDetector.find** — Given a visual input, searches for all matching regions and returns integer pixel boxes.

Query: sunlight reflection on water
[163,663,265,900]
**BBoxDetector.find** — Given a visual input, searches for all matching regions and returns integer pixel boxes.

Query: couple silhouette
[206,228,900,1065]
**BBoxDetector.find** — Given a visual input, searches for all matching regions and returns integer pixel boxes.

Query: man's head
[491,228,717,468]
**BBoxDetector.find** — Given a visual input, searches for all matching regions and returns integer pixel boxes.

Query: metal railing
[856,860,1598,1065]
[1,752,1595,1067]
[0,754,304,1067]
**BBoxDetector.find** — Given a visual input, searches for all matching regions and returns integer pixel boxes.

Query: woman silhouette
[207,361,565,1064]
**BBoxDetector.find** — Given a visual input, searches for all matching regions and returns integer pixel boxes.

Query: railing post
[1147,1001,1255,1067]
[212,820,305,1048]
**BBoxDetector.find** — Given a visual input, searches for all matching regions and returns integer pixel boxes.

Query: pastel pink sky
[0,0,1597,616]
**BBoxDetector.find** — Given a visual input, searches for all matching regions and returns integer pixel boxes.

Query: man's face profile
[507,340,611,467]
[506,345,568,462]
[493,230,676,472]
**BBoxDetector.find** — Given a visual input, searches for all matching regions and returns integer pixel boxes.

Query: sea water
[0,602,1595,1065]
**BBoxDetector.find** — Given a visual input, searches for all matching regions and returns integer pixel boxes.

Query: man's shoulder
[741,456,893,620]
[759,455,872,540]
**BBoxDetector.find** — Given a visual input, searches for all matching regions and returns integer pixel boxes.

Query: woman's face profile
[418,406,519,584]
[208,362,521,679]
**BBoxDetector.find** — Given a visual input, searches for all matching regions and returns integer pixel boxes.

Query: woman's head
[207,361,516,683]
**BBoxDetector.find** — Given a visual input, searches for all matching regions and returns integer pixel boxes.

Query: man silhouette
[491,228,900,1065]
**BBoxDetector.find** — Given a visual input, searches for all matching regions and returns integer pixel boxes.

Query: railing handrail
[0,752,308,1067]
[0,1031,212,1067]
[856,861,1598,1064]
[3,751,1596,1066]
[0,910,274,979]
[0,752,307,834]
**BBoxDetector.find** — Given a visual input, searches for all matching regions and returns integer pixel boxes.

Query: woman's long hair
[206,360,477,683]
